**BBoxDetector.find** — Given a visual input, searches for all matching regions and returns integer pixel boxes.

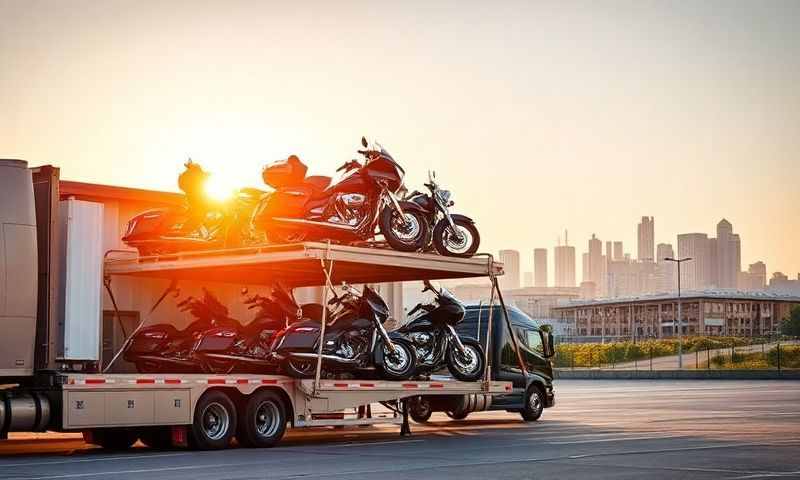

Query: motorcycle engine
[329,193,367,226]
[334,331,368,360]
[410,332,436,363]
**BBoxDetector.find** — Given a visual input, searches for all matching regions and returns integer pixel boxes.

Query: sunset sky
[2,0,798,281]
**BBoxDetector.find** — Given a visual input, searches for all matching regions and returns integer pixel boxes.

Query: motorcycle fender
[397,200,428,215]
[373,332,410,369]
[449,213,476,225]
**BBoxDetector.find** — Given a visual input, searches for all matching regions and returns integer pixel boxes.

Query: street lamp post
[665,257,692,369]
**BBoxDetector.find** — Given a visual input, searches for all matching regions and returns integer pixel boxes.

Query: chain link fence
[553,336,800,371]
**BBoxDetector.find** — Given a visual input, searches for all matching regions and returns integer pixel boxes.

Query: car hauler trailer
[0,160,551,450]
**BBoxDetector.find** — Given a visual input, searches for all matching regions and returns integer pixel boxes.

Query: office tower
[498,249,520,290]
[637,216,655,262]
[716,219,741,289]
[588,234,603,288]
[555,233,576,287]
[582,252,589,283]
[748,261,767,290]
[656,243,675,293]
[677,233,710,290]
[533,248,547,287]
[613,241,623,261]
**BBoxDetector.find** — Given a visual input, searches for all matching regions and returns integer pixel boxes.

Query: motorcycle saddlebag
[195,327,238,353]
[125,325,179,355]
[252,186,313,224]
[262,155,308,188]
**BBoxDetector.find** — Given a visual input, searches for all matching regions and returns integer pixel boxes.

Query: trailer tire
[408,396,432,423]
[138,427,174,450]
[446,410,469,421]
[237,390,287,448]
[84,428,138,450]
[520,385,544,422]
[190,391,237,450]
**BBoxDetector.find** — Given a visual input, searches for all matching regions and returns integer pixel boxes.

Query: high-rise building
[677,233,710,290]
[716,219,741,289]
[656,243,675,293]
[555,237,576,288]
[523,271,534,288]
[637,216,655,262]
[748,261,767,290]
[588,234,603,288]
[498,249,520,290]
[613,241,623,261]
[533,248,547,287]
[582,252,589,283]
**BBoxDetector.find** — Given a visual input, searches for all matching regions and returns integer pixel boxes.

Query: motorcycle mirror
[361,136,368,148]
[172,289,181,298]
[241,287,248,295]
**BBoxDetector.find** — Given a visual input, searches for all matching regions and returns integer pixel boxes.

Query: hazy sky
[2,0,798,281]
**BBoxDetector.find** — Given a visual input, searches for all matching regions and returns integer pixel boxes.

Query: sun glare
[204,174,238,201]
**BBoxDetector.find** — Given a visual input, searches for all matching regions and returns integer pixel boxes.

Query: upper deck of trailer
[104,242,504,286]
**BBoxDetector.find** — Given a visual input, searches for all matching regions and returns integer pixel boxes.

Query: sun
[204,174,238,202]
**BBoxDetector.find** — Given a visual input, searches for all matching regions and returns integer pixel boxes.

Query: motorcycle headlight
[436,189,452,204]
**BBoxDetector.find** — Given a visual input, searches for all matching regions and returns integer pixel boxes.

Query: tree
[780,306,800,337]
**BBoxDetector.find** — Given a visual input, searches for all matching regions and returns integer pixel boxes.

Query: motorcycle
[122,160,266,256]
[404,171,480,257]
[270,283,418,380]
[253,137,429,252]
[397,280,485,381]
[188,288,291,374]
[124,289,238,373]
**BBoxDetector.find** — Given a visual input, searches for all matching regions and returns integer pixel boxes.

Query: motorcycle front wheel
[446,338,485,382]
[375,339,417,380]
[432,218,480,258]
[379,208,429,252]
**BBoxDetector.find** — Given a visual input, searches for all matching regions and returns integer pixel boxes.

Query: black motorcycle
[270,283,418,380]
[404,171,480,257]
[188,288,291,373]
[253,137,429,252]
[397,280,485,381]
[123,289,238,373]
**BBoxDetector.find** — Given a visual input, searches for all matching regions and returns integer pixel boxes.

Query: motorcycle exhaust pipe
[202,353,273,365]
[289,352,358,364]
[271,217,358,232]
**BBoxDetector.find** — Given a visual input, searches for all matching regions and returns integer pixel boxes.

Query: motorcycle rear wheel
[375,339,417,380]
[379,208,429,252]
[283,358,316,379]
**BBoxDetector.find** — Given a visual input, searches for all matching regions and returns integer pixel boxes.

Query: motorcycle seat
[303,176,332,198]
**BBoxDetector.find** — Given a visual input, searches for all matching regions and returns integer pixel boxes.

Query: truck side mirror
[540,325,555,358]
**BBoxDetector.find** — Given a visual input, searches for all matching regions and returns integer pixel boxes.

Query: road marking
[0,452,192,468]
[732,471,800,479]
[320,439,423,448]
[548,434,682,445]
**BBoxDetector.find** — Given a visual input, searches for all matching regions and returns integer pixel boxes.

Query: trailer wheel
[138,427,174,450]
[237,390,287,448]
[520,385,544,422]
[190,391,237,450]
[446,410,469,421]
[84,428,138,450]
[408,396,432,423]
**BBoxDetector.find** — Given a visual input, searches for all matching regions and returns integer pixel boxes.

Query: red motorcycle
[253,137,429,252]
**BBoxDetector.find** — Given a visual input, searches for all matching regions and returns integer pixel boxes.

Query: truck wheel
[446,410,469,421]
[408,396,432,423]
[84,428,138,450]
[520,385,544,422]
[190,391,237,450]
[237,390,287,448]
[138,427,174,450]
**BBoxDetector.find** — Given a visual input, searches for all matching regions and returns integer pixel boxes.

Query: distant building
[716,219,741,289]
[504,286,581,323]
[656,243,675,293]
[498,249,520,290]
[613,241,623,261]
[533,248,548,287]
[523,271,534,288]
[738,261,767,291]
[553,290,800,340]
[677,233,710,290]
[587,234,603,289]
[637,216,654,262]
[579,281,596,300]
[768,272,800,296]
[554,237,576,288]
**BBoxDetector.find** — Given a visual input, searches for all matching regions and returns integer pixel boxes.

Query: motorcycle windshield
[272,283,300,320]
[437,288,466,323]
[361,286,390,323]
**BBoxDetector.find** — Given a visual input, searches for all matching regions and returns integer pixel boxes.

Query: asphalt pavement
[1,380,798,479]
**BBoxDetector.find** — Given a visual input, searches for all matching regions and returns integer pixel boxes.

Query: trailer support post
[313,242,334,396]
[400,399,411,436]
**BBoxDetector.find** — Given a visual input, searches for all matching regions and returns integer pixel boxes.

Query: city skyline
[505,215,793,294]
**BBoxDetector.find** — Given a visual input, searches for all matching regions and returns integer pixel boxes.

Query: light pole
[664,257,692,368]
